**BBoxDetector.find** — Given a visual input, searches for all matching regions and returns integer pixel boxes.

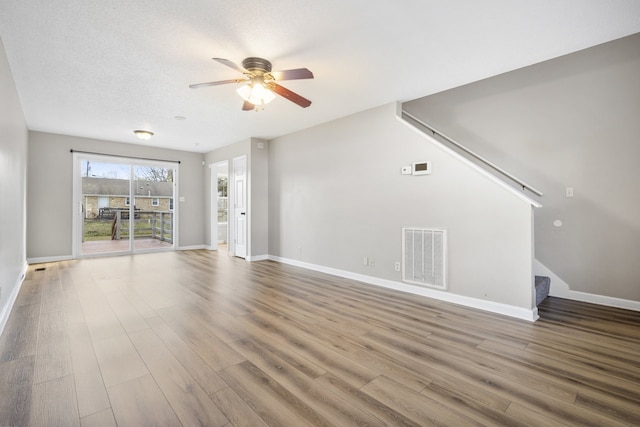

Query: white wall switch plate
[565,187,574,198]
[401,166,412,175]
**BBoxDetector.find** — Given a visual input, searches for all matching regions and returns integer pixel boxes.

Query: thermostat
[412,161,431,175]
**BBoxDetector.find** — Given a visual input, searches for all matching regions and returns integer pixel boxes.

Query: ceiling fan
[190,57,313,111]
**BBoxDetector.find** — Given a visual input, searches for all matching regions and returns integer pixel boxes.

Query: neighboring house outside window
[169,198,174,210]
[152,197,159,206]
[125,197,130,206]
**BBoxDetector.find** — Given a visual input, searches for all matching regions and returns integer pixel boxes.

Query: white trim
[395,102,542,209]
[210,160,230,252]
[0,261,28,337]
[270,255,539,322]
[247,254,269,262]
[535,259,640,312]
[28,255,73,264]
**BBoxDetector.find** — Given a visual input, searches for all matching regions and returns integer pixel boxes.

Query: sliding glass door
[132,165,175,252]
[73,153,177,257]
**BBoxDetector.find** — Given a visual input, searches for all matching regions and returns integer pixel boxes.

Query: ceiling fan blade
[271,68,314,81]
[242,101,255,111]
[213,57,249,74]
[270,83,312,108]
[189,79,242,89]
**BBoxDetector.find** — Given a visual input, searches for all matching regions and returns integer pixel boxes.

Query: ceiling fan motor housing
[242,57,272,74]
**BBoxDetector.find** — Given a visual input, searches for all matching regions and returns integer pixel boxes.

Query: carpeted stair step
[535,275,551,306]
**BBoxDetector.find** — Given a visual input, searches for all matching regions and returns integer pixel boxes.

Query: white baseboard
[28,255,73,264]
[0,261,28,337]
[247,254,269,262]
[269,255,538,322]
[534,259,640,312]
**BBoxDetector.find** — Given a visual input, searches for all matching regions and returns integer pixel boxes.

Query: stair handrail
[401,109,544,197]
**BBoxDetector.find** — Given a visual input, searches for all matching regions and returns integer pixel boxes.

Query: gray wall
[0,36,28,328]
[204,138,269,258]
[403,33,640,302]
[27,132,205,259]
[269,103,535,310]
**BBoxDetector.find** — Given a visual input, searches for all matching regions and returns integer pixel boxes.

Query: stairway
[535,276,551,306]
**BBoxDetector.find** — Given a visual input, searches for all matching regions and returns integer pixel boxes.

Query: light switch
[565,187,574,198]
[179,197,185,202]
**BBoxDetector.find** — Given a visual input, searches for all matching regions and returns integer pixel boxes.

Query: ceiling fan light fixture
[134,130,154,140]
[236,82,276,106]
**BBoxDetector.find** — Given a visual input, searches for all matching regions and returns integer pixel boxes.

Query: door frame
[232,155,248,259]
[72,152,179,258]
[209,160,229,252]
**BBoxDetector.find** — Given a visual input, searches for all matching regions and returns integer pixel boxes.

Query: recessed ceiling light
[174,116,187,120]
[133,130,154,140]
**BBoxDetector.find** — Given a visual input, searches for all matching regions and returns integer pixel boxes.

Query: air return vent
[402,227,447,290]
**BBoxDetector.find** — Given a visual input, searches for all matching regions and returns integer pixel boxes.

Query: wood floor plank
[66,322,111,418]
[299,320,433,391]
[80,408,117,427]
[362,375,482,426]
[14,278,42,307]
[158,306,246,371]
[505,402,575,427]
[129,327,229,426]
[243,310,380,388]
[0,356,35,427]
[33,310,73,384]
[236,330,327,380]
[0,302,40,363]
[107,374,181,426]
[229,336,385,426]
[210,387,270,427]
[30,374,80,427]
[92,333,149,387]
[146,315,229,396]
[103,290,150,333]
[314,373,421,427]
[574,389,640,425]
[364,327,579,403]
[40,264,65,314]
[219,361,326,427]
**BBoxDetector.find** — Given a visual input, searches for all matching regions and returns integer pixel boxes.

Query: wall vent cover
[402,227,447,289]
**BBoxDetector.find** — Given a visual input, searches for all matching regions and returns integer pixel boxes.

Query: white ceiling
[1,0,639,153]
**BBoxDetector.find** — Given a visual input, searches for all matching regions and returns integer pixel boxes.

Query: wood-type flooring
[0,250,638,426]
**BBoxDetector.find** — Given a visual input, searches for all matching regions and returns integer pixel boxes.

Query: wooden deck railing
[111,210,173,243]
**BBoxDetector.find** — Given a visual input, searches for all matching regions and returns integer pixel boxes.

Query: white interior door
[233,155,247,259]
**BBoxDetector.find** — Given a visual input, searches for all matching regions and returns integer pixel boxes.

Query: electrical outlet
[363,256,368,266]
[565,187,574,198]
[369,258,375,267]
[394,262,401,272]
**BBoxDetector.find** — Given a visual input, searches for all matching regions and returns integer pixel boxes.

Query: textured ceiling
[1,0,639,153]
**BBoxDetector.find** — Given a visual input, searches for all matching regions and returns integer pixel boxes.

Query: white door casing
[233,155,247,259]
